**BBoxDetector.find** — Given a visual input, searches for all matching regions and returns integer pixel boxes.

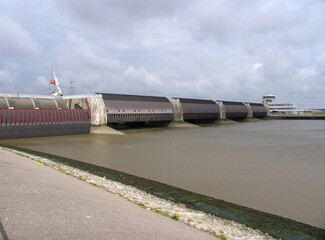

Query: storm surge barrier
[0,93,268,139]
[173,98,220,122]
[0,97,90,139]
[98,93,174,125]
[248,102,268,118]
[94,93,267,125]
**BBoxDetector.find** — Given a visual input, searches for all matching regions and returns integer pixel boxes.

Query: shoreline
[1,146,272,240]
[0,148,216,239]
[1,145,324,240]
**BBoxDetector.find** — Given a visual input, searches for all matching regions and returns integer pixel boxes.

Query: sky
[1,0,325,109]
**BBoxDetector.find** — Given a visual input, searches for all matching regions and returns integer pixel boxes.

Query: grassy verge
[312,112,325,115]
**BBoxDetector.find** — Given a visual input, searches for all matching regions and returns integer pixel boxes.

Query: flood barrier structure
[1,94,269,139]
[98,93,174,125]
[173,98,220,122]
[248,103,267,118]
[218,101,249,120]
[0,97,90,140]
[62,94,107,125]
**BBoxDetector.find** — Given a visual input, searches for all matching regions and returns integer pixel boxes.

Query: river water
[1,120,324,228]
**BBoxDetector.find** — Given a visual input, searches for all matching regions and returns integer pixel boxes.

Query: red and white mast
[50,69,63,97]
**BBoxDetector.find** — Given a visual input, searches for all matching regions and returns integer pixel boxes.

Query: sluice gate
[98,93,173,124]
[0,97,90,140]
[218,101,248,120]
[248,103,267,118]
[174,98,220,122]
[89,93,267,125]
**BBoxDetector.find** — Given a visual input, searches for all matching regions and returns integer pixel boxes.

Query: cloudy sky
[1,0,325,108]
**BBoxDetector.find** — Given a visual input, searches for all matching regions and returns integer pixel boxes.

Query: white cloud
[124,66,162,93]
[293,68,317,93]
[248,63,263,85]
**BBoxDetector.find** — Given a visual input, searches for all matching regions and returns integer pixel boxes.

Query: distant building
[262,94,300,115]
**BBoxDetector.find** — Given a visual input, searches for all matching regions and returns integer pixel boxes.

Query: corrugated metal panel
[0,109,90,125]
[249,103,267,118]
[7,98,34,109]
[0,124,90,139]
[174,98,219,121]
[219,100,248,119]
[0,109,90,139]
[98,93,173,124]
[0,97,8,109]
[107,113,174,123]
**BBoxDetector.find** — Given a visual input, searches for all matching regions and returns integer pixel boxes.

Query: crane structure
[51,69,63,97]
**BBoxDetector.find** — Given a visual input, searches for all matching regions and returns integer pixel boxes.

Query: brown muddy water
[1,120,324,228]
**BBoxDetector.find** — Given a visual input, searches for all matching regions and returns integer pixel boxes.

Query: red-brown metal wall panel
[0,109,90,140]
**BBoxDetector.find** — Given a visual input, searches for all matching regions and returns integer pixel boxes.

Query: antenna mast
[70,79,76,95]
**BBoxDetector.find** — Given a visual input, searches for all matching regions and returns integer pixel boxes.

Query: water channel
[1,120,324,228]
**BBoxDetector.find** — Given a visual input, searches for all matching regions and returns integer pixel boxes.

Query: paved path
[0,149,216,240]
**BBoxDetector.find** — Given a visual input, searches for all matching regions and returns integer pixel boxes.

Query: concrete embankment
[2,146,324,240]
[0,148,216,240]
[0,147,274,240]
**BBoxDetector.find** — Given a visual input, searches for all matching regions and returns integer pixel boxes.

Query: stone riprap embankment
[2,147,274,240]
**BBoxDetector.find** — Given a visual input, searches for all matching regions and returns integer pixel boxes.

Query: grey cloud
[0,17,40,58]
[23,76,49,94]
[180,0,325,48]
[56,0,187,37]
[1,0,325,109]
[53,33,235,98]
[53,28,324,106]
[0,68,18,93]
[54,33,162,95]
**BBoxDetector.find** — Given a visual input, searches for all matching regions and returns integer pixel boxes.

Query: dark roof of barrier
[217,100,246,106]
[173,97,216,105]
[246,102,265,107]
[98,93,170,103]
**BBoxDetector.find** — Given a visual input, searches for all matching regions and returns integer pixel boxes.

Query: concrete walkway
[0,149,216,240]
